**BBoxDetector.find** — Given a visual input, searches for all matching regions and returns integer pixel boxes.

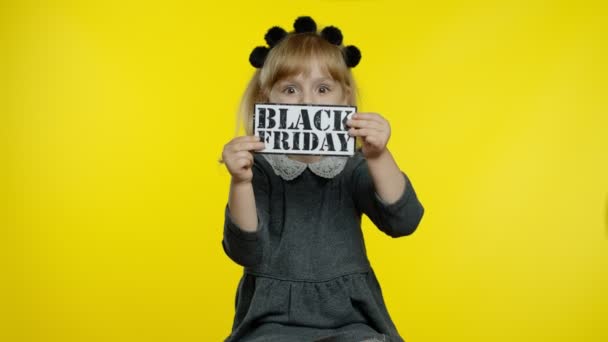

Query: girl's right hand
[222,136,266,184]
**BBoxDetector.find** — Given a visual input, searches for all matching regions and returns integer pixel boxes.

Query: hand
[222,136,265,184]
[347,112,391,159]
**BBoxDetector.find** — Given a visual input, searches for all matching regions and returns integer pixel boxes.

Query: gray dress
[222,152,424,342]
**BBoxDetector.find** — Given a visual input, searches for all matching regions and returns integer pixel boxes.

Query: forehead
[282,65,333,80]
[262,45,347,90]
[276,59,334,81]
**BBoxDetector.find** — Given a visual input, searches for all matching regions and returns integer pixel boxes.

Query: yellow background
[3,0,607,341]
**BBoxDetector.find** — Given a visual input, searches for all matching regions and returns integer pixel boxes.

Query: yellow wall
[3,0,607,341]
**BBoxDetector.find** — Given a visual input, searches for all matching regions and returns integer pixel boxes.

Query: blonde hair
[237,33,358,135]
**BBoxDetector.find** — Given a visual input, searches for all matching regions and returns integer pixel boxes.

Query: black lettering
[266,108,276,129]
[281,132,290,150]
[303,132,310,150]
[333,110,342,131]
[257,107,266,129]
[279,108,288,129]
[292,132,301,151]
[273,130,281,149]
[288,110,312,130]
[314,110,331,131]
[341,111,353,131]
[310,133,319,150]
[258,130,266,144]
[302,132,319,151]
[337,133,352,152]
[319,134,335,152]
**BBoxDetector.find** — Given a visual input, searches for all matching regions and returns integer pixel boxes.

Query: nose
[301,90,313,105]
[301,90,321,105]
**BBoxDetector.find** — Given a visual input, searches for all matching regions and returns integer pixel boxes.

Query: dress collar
[262,154,348,181]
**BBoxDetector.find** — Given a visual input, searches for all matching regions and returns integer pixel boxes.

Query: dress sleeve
[351,158,425,237]
[222,157,270,267]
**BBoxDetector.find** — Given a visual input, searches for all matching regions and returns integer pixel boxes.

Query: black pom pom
[265,26,287,47]
[321,26,343,45]
[249,46,269,68]
[343,45,361,67]
[294,16,317,33]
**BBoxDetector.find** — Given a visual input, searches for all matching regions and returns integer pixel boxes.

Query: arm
[366,148,406,204]
[223,136,265,231]
[221,136,267,266]
[348,113,424,236]
[351,156,424,237]
[348,112,405,203]
[228,180,258,232]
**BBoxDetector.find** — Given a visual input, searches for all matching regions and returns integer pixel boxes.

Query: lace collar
[262,154,348,181]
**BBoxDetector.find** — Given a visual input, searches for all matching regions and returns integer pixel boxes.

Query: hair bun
[343,45,361,67]
[294,16,317,33]
[249,16,362,69]
[265,26,287,47]
[249,46,269,68]
[320,26,343,45]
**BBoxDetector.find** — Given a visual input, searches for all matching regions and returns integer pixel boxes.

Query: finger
[254,141,267,150]
[231,141,266,153]
[225,152,255,171]
[233,158,253,170]
[249,141,266,151]
[348,127,381,137]
[353,112,382,121]
[346,118,383,130]
[353,113,389,127]
[231,151,254,163]
[363,135,381,147]
[224,136,259,152]
[231,135,262,143]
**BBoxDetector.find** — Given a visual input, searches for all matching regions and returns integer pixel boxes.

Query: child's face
[269,61,347,106]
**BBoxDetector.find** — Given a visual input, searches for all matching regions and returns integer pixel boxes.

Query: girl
[221,16,424,342]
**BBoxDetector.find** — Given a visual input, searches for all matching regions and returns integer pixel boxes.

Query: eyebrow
[277,76,335,84]
[313,77,335,83]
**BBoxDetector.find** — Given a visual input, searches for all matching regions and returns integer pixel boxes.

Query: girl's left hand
[347,112,391,159]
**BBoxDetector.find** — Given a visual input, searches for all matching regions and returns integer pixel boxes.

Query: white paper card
[254,103,357,156]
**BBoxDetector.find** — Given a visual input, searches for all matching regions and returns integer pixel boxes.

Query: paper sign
[254,103,357,156]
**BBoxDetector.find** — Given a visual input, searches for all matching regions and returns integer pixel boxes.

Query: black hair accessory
[294,16,317,33]
[249,16,361,69]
